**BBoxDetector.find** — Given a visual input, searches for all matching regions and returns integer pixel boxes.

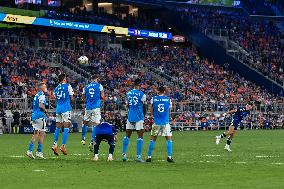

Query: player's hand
[114,135,118,142]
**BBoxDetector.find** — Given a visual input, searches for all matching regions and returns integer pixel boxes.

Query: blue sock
[62,128,70,146]
[91,126,96,142]
[82,125,88,140]
[167,140,173,157]
[122,136,130,155]
[136,138,143,157]
[28,141,34,152]
[37,143,43,153]
[148,140,155,157]
[54,127,61,144]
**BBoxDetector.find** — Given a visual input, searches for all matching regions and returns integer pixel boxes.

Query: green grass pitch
[1,130,284,189]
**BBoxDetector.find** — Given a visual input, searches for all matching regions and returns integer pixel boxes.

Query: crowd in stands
[178,8,284,86]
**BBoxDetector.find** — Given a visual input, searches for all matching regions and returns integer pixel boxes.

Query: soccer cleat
[81,140,86,145]
[26,151,35,159]
[88,142,93,152]
[215,136,221,145]
[167,157,174,163]
[107,156,113,161]
[146,158,152,162]
[135,157,145,163]
[35,152,45,159]
[51,145,59,156]
[122,154,127,162]
[60,146,67,155]
[224,145,232,152]
[92,156,99,161]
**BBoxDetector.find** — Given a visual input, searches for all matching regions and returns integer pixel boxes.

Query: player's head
[58,74,67,83]
[158,86,166,95]
[133,78,141,88]
[38,82,47,93]
[245,102,254,110]
[91,74,100,82]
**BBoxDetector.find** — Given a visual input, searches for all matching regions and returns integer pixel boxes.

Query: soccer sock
[136,138,143,158]
[53,127,61,145]
[109,144,115,155]
[28,141,34,152]
[122,136,130,155]
[147,140,155,158]
[81,125,88,140]
[37,143,43,153]
[226,137,233,146]
[219,132,227,138]
[62,128,70,146]
[94,144,99,155]
[167,140,173,158]
[91,126,96,142]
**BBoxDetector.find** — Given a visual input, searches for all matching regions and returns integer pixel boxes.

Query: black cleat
[146,158,152,162]
[167,157,174,163]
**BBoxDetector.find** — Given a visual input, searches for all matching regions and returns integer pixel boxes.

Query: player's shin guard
[28,141,34,152]
[147,140,155,158]
[122,136,130,155]
[62,128,70,146]
[53,127,61,145]
[226,137,233,145]
[37,143,43,153]
[82,125,88,140]
[167,140,173,158]
[136,138,143,158]
[219,132,227,138]
[91,126,96,142]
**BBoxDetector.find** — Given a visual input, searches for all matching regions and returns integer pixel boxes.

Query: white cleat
[215,136,221,145]
[35,152,46,159]
[26,151,35,159]
[107,156,113,161]
[92,156,99,161]
[224,145,232,152]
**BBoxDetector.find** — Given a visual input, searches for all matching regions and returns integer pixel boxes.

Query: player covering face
[51,74,74,156]
[146,86,174,163]
[215,103,254,151]
[26,83,49,159]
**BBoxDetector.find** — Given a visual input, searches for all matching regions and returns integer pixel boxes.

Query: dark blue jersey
[96,122,117,136]
[232,107,250,125]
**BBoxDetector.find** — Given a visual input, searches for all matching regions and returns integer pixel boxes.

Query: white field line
[32,169,45,172]
[9,155,24,158]
[235,162,247,164]
[271,163,284,165]
[202,154,221,157]
[255,155,278,158]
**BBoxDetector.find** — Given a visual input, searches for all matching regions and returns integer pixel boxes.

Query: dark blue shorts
[95,134,115,145]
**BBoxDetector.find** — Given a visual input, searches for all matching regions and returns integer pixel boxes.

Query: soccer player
[215,103,254,151]
[122,78,147,162]
[146,86,174,163]
[92,122,117,161]
[26,83,49,159]
[81,75,105,152]
[51,74,74,156]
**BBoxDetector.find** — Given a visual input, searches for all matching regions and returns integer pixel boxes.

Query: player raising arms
[146,86,174,163]
[52,74,74,156]
[81,74,105,152]
[215,103,254,152]
[26,83,49,159]
[122,78,147,162]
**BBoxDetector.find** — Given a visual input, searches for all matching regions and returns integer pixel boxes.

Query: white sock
[95,154,99,158]
[148,156,151,158]
[168,156,172,159]
[108,154,113,158]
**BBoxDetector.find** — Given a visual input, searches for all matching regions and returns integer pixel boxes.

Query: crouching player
[146,86,174,163]
[92,122,117,161]
[215,103,254,152]
[26,83,49,159]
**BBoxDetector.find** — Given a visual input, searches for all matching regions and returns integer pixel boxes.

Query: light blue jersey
[126,89,146,122]
[151,95,172,125]
[83,82,103,110]
[54,83,74,114]
[32,91,47,121]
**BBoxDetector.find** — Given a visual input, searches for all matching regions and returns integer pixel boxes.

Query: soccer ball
[78,55,89,65]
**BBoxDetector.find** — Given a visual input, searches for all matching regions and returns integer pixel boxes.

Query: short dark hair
[158,86,165,94]
[91,74,99,81]
[58,74,67,82]
[38,82,45,88]
[133,78,141,86]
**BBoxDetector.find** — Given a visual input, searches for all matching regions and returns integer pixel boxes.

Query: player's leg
[215,128,229,145]
[122,120,134,161]
[135,121,145,162]
[93,135,102,161]
[60,112,71,155]
[146,125,159,162]
[26,130,39,159]
[52,114,62,156]
[105,135,115,161]
[81,120,89,145]
[164,124,174,162]
[224,125,236,152]
[36,131,46,159]
[89,109,101,151]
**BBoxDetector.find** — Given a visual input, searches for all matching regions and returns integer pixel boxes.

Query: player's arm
[142,94,147,116]
[149,97,154,118]
[68,84,75,101]
[112,125,118,142]
[100,84,105,101]
[39,95,49,117]
[223,109,237,116]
